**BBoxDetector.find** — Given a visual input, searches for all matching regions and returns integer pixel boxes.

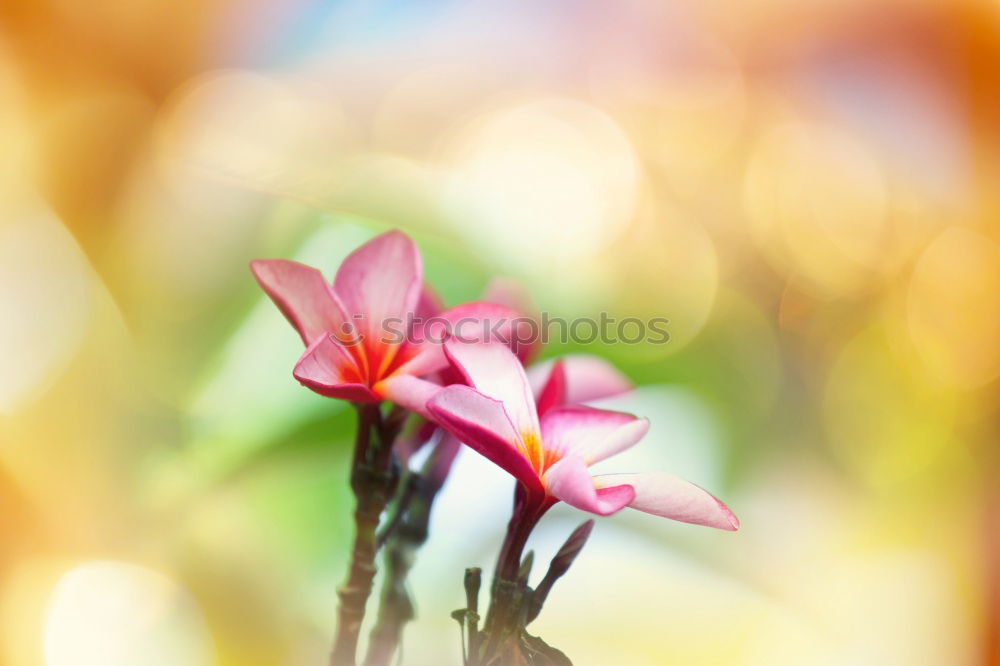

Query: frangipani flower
[251,230,510,411]
[399,354,630,494]
[426,340,739,530]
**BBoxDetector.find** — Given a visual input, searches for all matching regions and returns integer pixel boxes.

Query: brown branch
[363,435,461,666]
[330,404,400,666]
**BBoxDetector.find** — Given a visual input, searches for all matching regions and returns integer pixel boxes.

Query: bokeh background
[1,0,999,664]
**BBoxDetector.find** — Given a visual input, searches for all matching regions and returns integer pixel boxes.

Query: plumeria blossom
[391,280,544,463]
[426,340,739,529]
[401,353,634,494]
[251,230,514,413]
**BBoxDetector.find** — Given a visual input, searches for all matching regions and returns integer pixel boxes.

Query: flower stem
[478,486,551,662]
[363,435,461,666]
[361,472,418,666]
[330,404,400,666]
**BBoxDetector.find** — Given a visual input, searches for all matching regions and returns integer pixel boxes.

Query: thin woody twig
[363,434,461,666]
[330,404,401,666]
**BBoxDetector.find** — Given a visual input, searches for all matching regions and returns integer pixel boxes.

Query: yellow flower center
[521,432,545,474]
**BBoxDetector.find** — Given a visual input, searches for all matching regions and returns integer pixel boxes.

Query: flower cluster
[252,230,738,666]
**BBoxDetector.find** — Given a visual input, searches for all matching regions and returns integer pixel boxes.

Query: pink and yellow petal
[332,230,423,379]
[539,406,648,465]
[594,471,740,531]
[443,340,540,441]
[427,385,543,493]
[376,374,441,420]
[543,455,634,516]
[292,335,378,403]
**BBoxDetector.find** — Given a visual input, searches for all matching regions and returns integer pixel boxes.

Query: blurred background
[1,0,999,664]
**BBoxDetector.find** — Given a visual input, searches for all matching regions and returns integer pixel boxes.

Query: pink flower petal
[595,471,740,531]
[375,374,441,419]
[540,406,648,465]
[332,230,422,377]
[535,360,566,418]
[544,455,634,516]
[292,335,379,403]
[427,385,542,492]
[250,259,348,346]
[390,343,449,378]
[443,339,540,441]
[528,355,632,405]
